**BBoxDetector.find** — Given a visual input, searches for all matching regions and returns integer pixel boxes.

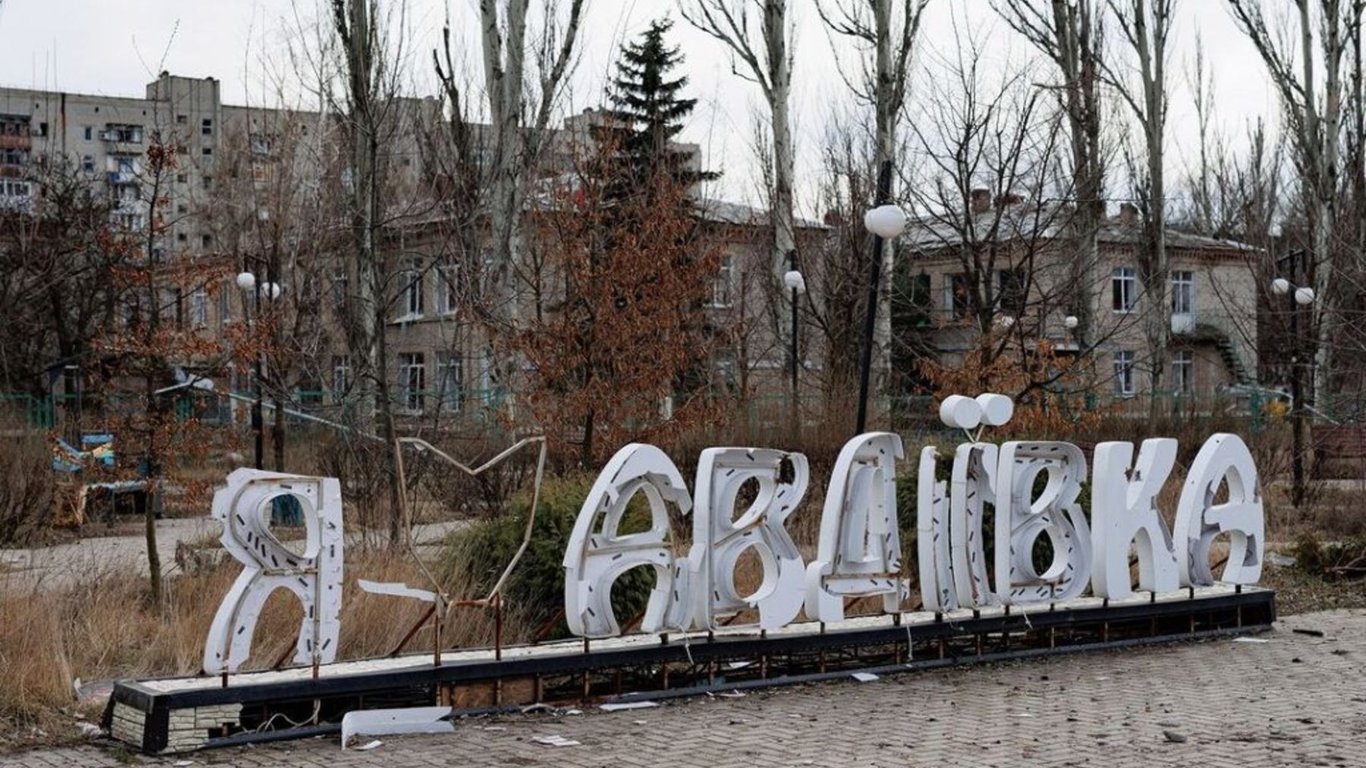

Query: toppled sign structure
[105,394,1274,754]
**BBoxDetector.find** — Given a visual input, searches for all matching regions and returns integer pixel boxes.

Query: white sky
[0,0,1283,213]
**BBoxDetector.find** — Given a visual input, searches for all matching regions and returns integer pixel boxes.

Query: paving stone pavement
[6,609,1365,767]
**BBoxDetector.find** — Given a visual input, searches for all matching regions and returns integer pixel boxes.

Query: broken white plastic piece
[340,706,453,749]
[534,735,582,747]
[358,579,438,604]
[599,701,660,712]
[851,672,879,682]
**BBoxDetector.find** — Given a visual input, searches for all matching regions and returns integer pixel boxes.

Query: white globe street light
[236,271,257,291]
[863,204,908,239]
[783,270,807,294]
[266,282,283,301]
[1271,277,1291,296]
[1063,315,1079,330]
[1294,286,1315,305]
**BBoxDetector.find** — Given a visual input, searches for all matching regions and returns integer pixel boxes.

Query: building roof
[906,200,1255,254]
[696,198,825,229]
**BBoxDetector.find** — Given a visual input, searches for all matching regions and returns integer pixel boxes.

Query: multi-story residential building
[0,73,823,431]
[905,192,1259,401]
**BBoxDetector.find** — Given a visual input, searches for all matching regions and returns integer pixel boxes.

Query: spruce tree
[607,17,717,195]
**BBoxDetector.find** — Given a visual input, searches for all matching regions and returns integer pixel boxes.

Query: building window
[81,155,94,173]
[190,287,208,328]
[202,147,213,157]
[177,232,187,243]
[218,283,233,324]
[202,175,213,188]
[1112,267,1138,313]
[398,353,425,412]
[177,114,188,125]
[332,357,351,401]
[176,173,188,184]
[712,254,734,307]
[1173,350,1193,394]
[944,273,971,319]
[437,352,463,412]
[331,267,349,305]
[102,123,144,143]
[401,265,424,317]
[995,267,1027,315]
[201,234,213,248]
[439,265,460,315]
[1171,270,1193,315]
[202,118,214,136]
[83,126,92,140]
[1113,350,1136,396]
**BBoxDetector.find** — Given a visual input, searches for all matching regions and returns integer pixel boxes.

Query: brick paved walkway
[7,610,1364,767]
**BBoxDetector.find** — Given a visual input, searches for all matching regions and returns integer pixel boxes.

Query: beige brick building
[905,195,1259,401]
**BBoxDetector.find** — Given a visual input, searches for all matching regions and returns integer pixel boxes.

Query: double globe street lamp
[236,270,283,470]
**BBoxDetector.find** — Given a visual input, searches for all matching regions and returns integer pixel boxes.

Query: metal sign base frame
[104,586,1275,755]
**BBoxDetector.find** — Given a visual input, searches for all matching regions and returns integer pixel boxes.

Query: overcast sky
[0,1,1283,213]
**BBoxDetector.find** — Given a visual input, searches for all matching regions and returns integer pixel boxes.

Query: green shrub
[440,473,656,639]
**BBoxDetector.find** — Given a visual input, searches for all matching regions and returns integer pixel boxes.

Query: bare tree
[1227,1,1359,404]
[994,0,1107,350]
[326,0,410,543]
[1105,0,1175,421]
[815,0,929,416]
[682,0,797,362]
[468,0,585,333]
[1227,0,1363,506]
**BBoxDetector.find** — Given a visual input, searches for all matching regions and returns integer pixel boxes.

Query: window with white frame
[1113,350,1136,396]
[190,287,209,328]
[332,356,351,401]
[437,352,463,412]
[439,265,460,315]
[398,353,425,411]
[1172,350,1193,394]
[712,254,734,307]
[1112,267,1138,313]
[400,265,424,317]
[1171,270,1193,315]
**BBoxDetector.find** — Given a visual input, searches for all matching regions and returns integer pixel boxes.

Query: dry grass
[0,548,521,747]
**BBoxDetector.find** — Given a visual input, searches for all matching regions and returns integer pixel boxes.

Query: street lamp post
[783,257,806,428]
[856,161,908,434]
[1271,263,1314,509]
[237,267,281,471]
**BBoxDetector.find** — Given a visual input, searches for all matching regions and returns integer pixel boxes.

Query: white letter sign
[563,444,692,638]
[1091,439,1180,599]
[686,448,808,630]
[995,442,1092,604]
[805,433,907,622]
[1175,433,1264,586]
[204,469,343,674]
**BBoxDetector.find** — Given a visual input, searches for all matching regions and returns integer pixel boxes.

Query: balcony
[107,170,138,185]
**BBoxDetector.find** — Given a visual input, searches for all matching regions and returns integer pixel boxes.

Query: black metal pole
[1289,252,1305,509]
[252,270,263,470]
[855,160,894,434]
[790,249,799,428]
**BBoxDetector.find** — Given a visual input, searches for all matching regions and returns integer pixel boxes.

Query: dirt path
[0,519,464,592]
